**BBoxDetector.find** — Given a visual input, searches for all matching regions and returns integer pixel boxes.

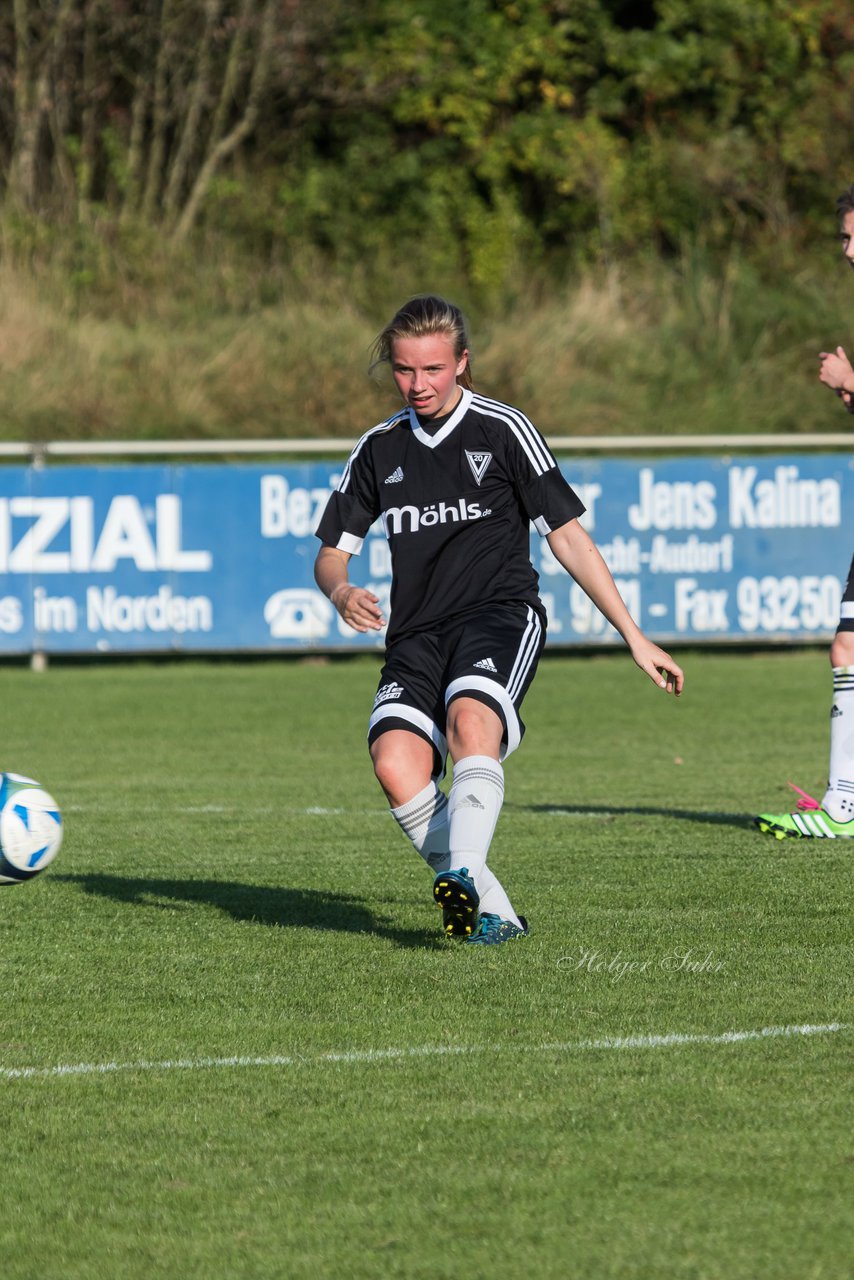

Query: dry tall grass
[0,233,849,442]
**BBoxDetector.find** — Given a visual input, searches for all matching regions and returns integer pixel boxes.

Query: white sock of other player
[391,779,522,926]
[821,667,854,822]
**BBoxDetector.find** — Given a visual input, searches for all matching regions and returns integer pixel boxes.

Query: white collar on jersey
[408,387,473,448]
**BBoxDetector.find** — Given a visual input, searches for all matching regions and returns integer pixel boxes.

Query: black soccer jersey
[315,388,586,643]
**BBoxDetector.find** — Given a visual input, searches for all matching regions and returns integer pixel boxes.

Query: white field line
[534,808,740,820]
[62,805,385,817]
[0,1022,846,1083]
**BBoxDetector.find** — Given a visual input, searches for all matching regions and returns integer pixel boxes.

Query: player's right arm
[314,545,385,633]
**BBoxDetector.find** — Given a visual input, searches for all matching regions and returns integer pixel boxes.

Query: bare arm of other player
[547,518,684,696]
[818,345,854,412]
[314,545,386,632]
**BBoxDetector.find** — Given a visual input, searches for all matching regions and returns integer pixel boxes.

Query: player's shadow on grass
[520,803,753,830]
[54,873,445,950]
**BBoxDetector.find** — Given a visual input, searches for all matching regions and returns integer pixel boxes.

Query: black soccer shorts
[367,601,547,776]
[839,552,854,633]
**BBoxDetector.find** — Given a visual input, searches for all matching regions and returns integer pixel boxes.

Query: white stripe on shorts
[444,675,521,758]
[368,702,448,765]
[444,606,543,759]
[506,606,543,700]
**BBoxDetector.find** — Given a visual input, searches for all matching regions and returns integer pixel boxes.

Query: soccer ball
[0,773,63,885]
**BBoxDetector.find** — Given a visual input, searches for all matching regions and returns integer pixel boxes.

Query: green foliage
[261,0,854,280]
[3,0,854,292]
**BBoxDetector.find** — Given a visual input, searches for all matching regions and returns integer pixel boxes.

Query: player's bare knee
[369,740,397,793]
[446,697,502,758]
[370,733,433,807]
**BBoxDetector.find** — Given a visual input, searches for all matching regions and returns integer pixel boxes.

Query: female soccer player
[755,185,854,838]
[314,295,684,943]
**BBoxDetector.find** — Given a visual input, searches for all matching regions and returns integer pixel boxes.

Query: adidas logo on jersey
[384,466,404,485]
[473,657,498,672]
[373,681,404,707]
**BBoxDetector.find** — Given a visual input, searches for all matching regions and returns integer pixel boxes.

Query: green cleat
[755,782,854,839]
[432,867,480,937]
[754,809,854,839]
[466,912,529,945]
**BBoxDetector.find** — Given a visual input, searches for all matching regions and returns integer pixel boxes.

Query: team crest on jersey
[373,681,404,707]
[465,450,492,486]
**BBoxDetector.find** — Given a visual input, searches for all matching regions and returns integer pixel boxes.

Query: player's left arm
[819,346,854,411]
[546,518,684,695]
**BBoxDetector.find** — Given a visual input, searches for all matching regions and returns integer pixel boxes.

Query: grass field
[0,649,851,1279]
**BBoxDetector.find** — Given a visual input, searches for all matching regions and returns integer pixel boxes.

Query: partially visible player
[755,185,854,838]
[314,294,683,943]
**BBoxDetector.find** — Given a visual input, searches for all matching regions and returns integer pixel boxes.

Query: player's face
[841,210,854,270]
[391,334,468,419]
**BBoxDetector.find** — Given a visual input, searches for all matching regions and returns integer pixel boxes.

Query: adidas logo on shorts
[473,657,498,672]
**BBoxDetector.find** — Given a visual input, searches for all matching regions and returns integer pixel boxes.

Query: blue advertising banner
[0,454,851,654]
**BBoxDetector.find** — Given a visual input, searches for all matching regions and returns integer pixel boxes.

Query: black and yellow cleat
[432,866,480,937]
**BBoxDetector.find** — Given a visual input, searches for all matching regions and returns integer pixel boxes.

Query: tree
[6,0,76,211]
[1,0,853,277]
[0,0,287,236]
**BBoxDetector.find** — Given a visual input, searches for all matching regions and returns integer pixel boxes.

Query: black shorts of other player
[368,602,547,779]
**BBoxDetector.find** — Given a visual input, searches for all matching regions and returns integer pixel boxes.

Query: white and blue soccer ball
[0,773,63,885]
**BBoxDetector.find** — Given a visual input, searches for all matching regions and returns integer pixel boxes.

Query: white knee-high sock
[390,779,522,926]
[822,667,854,822]
[447,755,504,884]
[390,781,449,871]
